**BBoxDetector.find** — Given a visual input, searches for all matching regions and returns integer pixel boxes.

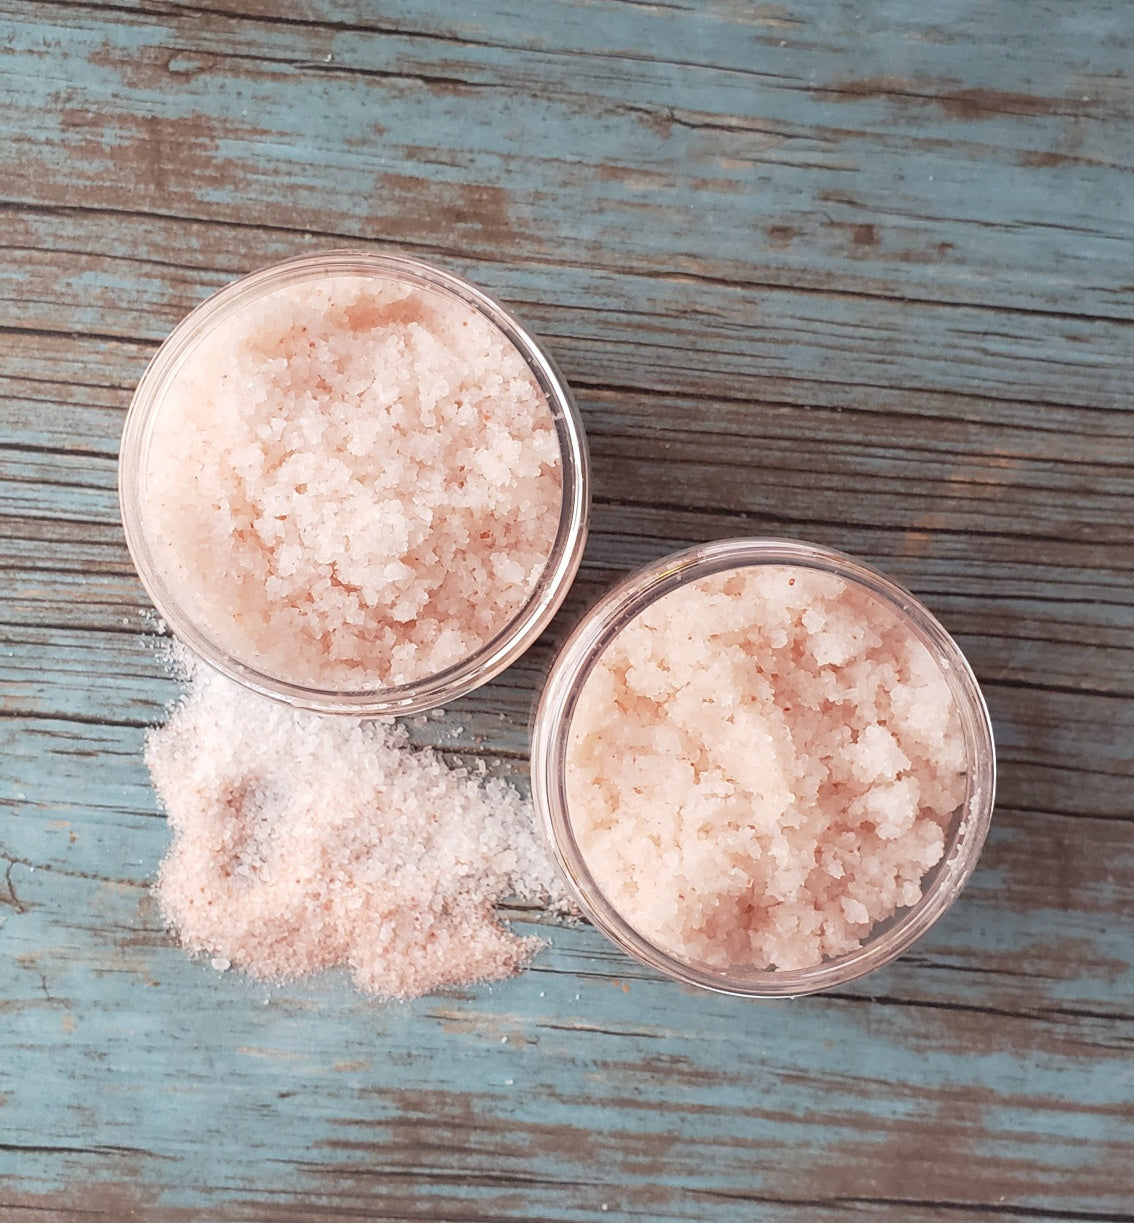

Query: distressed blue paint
[3,3,1133,321]
[3,864,1131,1215]
[2,0,1133,1218]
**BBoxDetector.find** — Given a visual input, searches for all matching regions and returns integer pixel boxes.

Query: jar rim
[531,538,997,998]
[119,249,590,715]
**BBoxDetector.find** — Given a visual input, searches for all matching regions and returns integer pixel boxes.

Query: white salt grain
[148,649,567,1000]
[566,566,967,972]
[145,275,562,689]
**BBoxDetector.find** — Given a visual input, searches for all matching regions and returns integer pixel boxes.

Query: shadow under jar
[532,539,996,998]
[120,251,589,716]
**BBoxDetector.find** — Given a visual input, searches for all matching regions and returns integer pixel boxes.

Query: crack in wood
[2,861,28,914]
[690,1186,1134,1221]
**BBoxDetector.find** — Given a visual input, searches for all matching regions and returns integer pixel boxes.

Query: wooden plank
[0,852,1130,1221]
[4,535,1131,823]
[5,703,1132,1017]
[3,0,1132,321]
[4,225,1134,414]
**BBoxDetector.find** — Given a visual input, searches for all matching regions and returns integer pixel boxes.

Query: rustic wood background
[2,1,1131,1219]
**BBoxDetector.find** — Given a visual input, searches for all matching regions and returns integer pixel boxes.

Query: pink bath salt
[565,566,967,972]
[143,275,562,689]
[148,649,568,1000]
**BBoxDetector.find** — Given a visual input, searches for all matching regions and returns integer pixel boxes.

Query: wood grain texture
[1,0,1132,1219]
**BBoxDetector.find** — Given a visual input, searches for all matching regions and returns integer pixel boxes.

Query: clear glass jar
[119,251,589,715]
[531,538,996,997]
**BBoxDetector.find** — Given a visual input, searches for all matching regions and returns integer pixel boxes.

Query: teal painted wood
[1,0,1132,1219]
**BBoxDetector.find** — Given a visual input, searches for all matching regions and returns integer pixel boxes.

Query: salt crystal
[148,647,568,1000]
[566,565,967,972]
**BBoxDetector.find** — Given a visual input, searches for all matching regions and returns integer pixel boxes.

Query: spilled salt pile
[144,274,562,689]
[566,565,967,971]
[148,650,567,999]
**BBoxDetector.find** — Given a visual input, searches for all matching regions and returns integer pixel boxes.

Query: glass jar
[531,538,996,997]
[119,250,589,716]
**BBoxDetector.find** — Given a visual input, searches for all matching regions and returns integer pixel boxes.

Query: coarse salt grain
[148,648,568,1000]
[144,275,562,689]
[565,565,967,972]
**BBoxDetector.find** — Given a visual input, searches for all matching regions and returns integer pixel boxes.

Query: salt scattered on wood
[148,648,567,1000]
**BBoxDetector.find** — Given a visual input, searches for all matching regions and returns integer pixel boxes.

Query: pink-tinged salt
[565,566,967,971]
[144,275,561,688]
[148,649,567,999]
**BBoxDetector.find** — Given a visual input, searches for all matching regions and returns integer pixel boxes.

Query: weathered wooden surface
[1,1,1132,1219]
